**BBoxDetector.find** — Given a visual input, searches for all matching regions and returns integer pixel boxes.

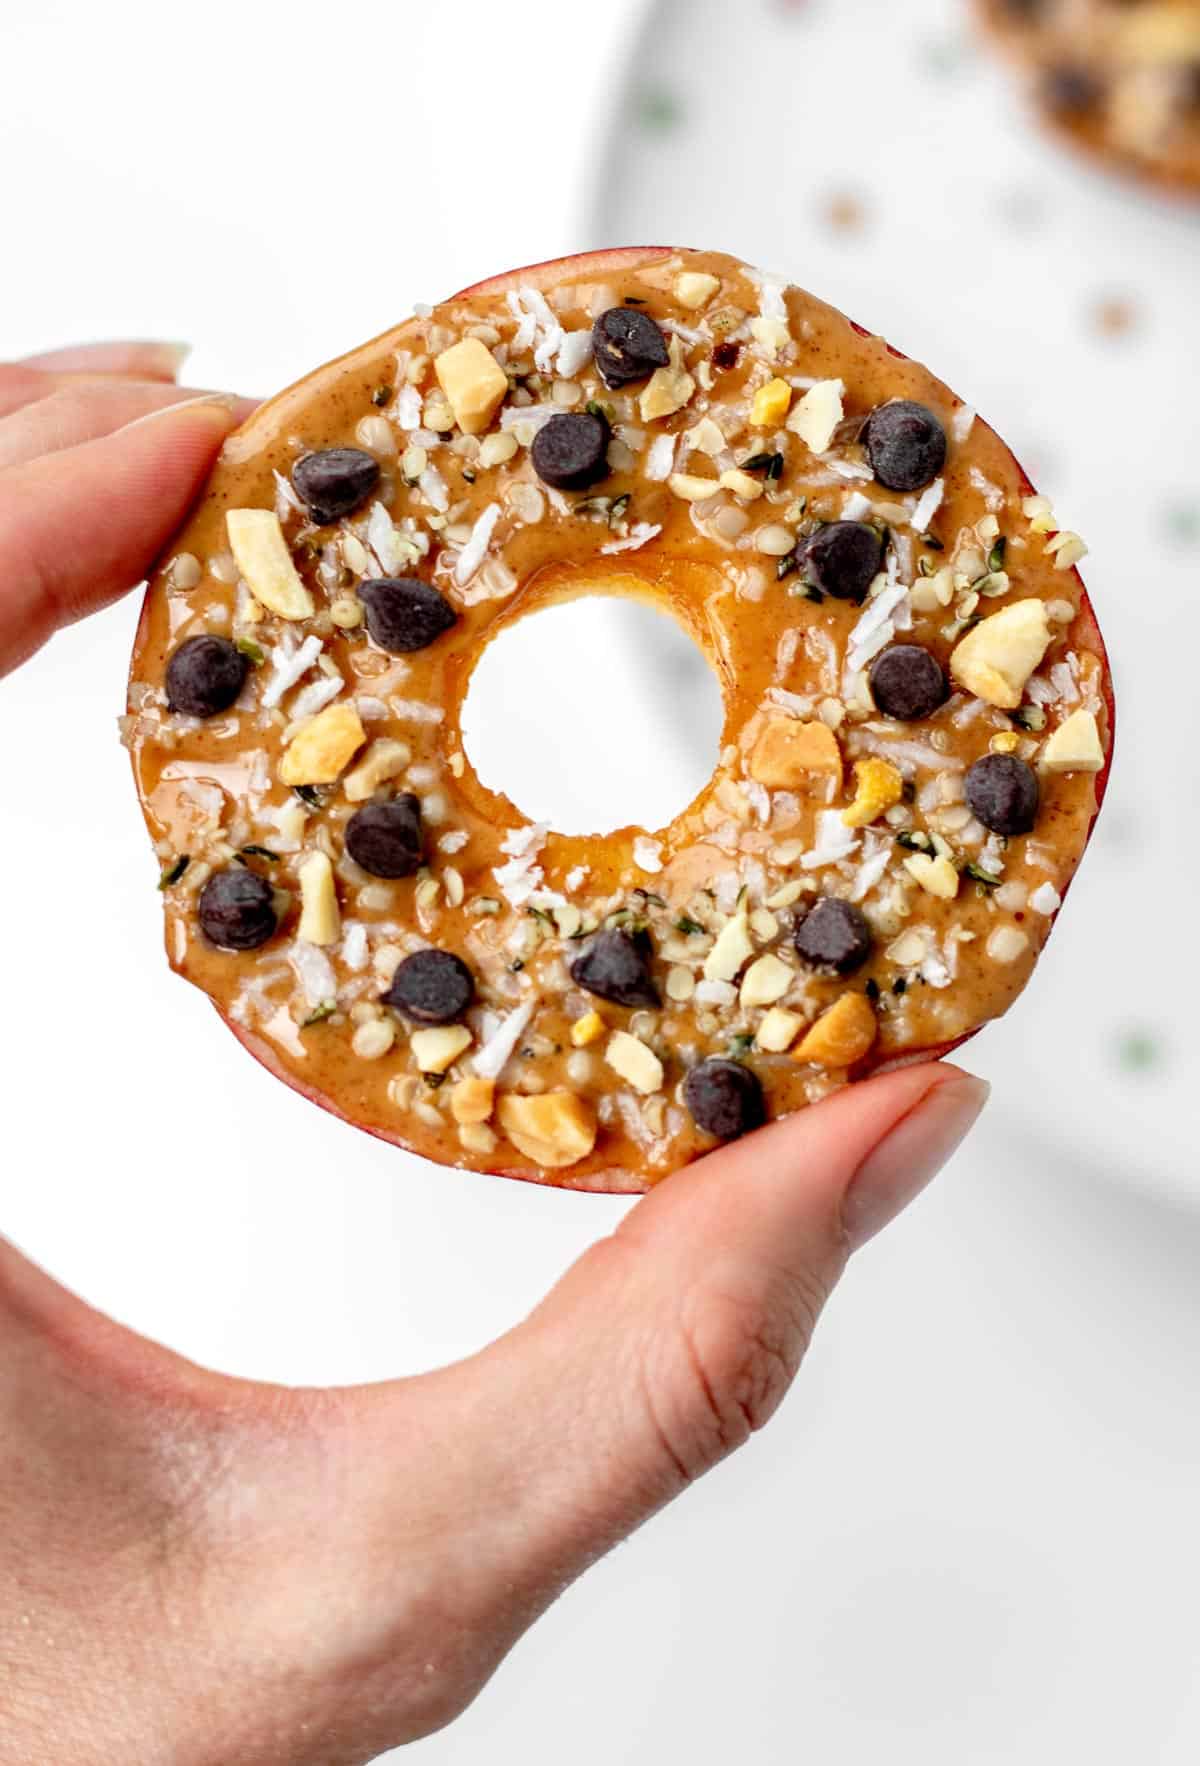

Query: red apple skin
[132,247,1114,1193]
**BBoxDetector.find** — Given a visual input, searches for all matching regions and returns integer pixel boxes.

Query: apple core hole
[460,596,724,836]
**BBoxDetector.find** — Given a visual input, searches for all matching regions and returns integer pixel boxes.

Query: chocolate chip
[198,867,277,951]
[683,1059,766,1141]
[292,448,380,525]
[382,949,475,1025]
[965,753,1039,836]
[869,644,950,721]
[569,927,660,1009]
[165,635,249,718]
[345,795,423,879]
[359,578,457,654]
[1042,64,1103,114]
[798,521,884,603]
[863,400,947,493]
[531,412,610,491]
[794,898,874,974]
[592,307,670,389]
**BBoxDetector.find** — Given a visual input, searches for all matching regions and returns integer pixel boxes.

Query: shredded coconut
[453,502,501,587]
[394,384,423,430]
[645,433,676,481]
[289,941,337,1008]
[601,523,661,555]
[556,329,594,378]
[508,286,564,373]
[341,923,369,971]
[500,402,560,434]
[473,997,538,1081]
[695,979,738,1008]
[419,464,449,513]
[288,673,344,723]
[910,478,945,533]
[801,810,861,871]
[951,406,976,443]
[261,634,322,710]
[1029,882,1062,916]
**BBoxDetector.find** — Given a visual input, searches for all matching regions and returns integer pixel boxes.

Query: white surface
[595,0,1200,1205]
[2,2,1199,1764]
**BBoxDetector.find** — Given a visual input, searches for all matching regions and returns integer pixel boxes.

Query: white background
[2,2,1200,1762]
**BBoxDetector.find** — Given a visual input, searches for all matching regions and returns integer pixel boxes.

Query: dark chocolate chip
[1044,63,1105,114]
[965,753,1040,836]
[198,867,277,952]
[382,948,475,1025]
[683,1058,766,1141]
[869,644,950,722]
[1042,64,1104,114]
[863,399,948,492]
[798,521,885,603]
[165,635,249,718]
[794,898,874,975]
[592,307,670,389]
[359,578,457,654]
[531,412,610,491]
[292,448,380,525]
[569,927,660,1009]
[345,795,424,879]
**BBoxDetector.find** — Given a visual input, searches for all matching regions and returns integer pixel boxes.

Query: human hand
[0,348,989,1766]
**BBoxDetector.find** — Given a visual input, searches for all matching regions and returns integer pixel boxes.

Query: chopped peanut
[750,377,792,428]
[749,717,842,791]
[704,909,755,983]
[410,1024,473,1075]
[950,598,1052,710]
[670,472,720,502]
[739,953,793,1009]
[842,758,904,828]
[719,468,766,501]
[1040,708,1104,774]
[434,337,509,435]
[640,336,695,422]
[296,850,340,946]
[279,702,366,786]
[450,1075,495,1126]
[570,1010,606,1048]
[795,992,878,1068]
[904,852,960,900]
[497,1091,597,1169]
[787,379,844,454]
[226,510,314,621]
[343,738,412,803]
[756,1007,804,1053]
[675,271,721,310]
[605,1030,664,1095]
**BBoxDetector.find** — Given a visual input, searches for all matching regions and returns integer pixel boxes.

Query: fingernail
[842,1073,989,1252]
[156,341,192,374]
[122,392,238,430]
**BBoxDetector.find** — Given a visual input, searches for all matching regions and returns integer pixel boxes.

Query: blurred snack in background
[978,0,1200,194]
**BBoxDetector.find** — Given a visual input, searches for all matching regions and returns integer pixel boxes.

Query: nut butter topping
[125,248,1112,1191]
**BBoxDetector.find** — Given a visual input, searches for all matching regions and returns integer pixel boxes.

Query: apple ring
[125,247,1114,1192]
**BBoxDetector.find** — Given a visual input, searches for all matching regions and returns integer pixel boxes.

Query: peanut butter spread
[981,0,1200,193]
[124,247,1113,1192]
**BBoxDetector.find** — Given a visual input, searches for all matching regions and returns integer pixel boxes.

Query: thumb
[351,1063,987,1618]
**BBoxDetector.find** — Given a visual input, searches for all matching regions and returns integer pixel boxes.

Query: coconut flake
[556,329,594,378]
[601,523,661,556]
[842,490,872,521]
[289,674,345,724]
[273,469,304,520]
[394,384,423,430]
[453,502,501,587]
[801,810,861,871]
[633,836,664,874]
[750,268,790,320]
[695,979,738,1009]
[508,286,564,373]
[765,686,813,717]
[645,433,676,481]
[366,501,411,575]
[389,698,443,724]
[951,406,976,443]
[849,578,909,655]
[850,731,963,774]
[501,821,550,859]
[1029,882,1062,916]
[743,780,771,825]
[289,941,337,1008]
[261,634,323,710]
[473,997,538,1081]
[849,836,892,901]
[910,478,945,533]
[341,922,369,971]
[565,865,589,891]
[419,464,449,513]
[500,402,560,434]
[662,317,707,347]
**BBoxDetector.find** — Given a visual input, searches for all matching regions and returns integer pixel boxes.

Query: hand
[0,345,989,1766]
